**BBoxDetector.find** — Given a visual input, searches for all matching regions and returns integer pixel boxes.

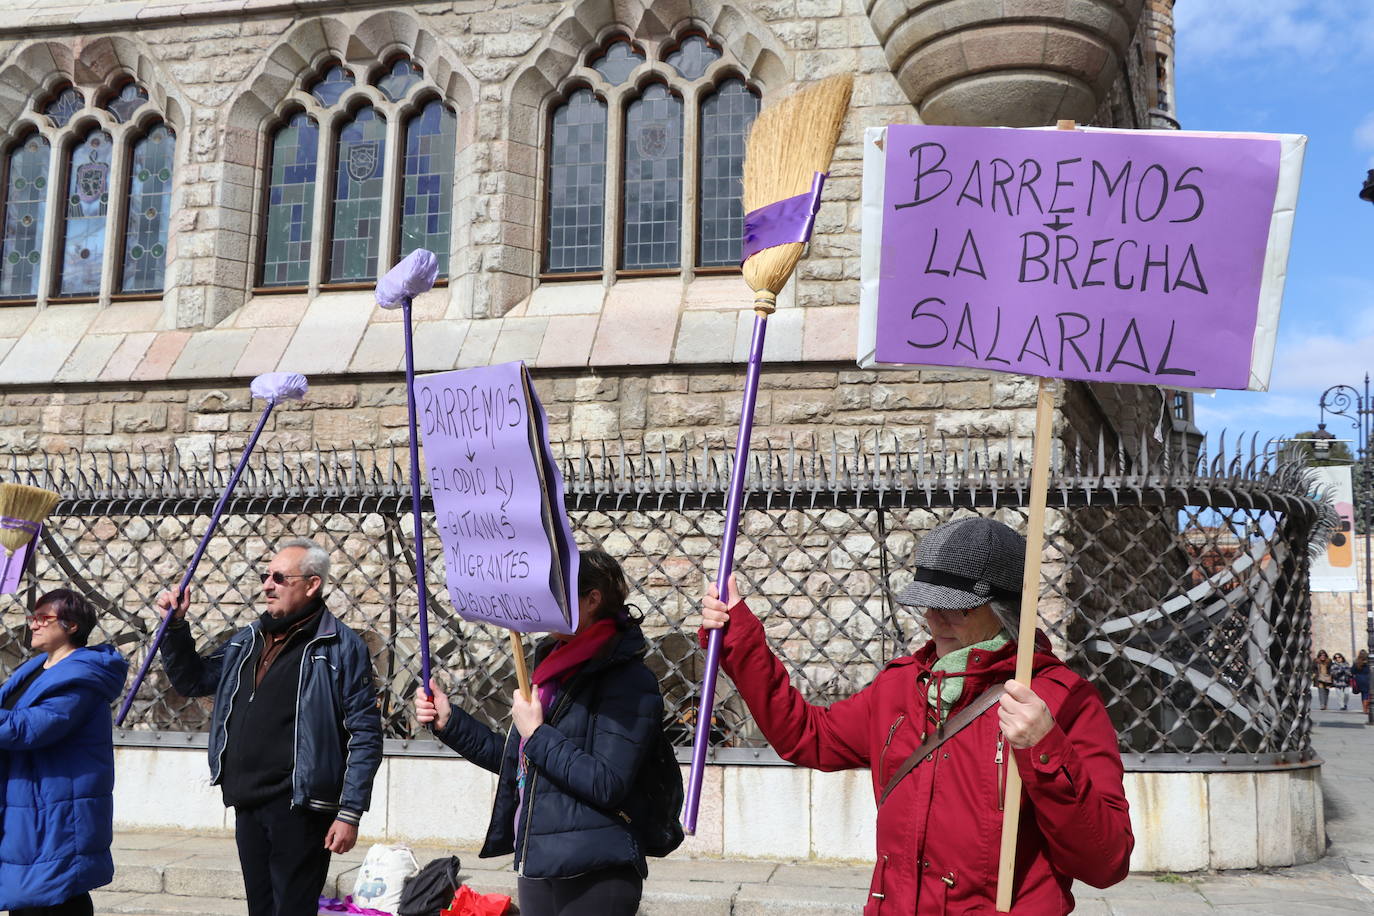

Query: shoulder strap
[879,684,1006,806]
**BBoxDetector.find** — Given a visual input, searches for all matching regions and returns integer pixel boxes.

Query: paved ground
[94,707,1374,914]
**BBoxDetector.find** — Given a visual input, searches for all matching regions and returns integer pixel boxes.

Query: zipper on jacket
[878,714,905,782]
[291,629,334,809]
[213,630,260,783]
[995,732,1006,812]
[517,686,578,876]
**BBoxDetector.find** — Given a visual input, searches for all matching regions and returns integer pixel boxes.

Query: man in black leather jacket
[158,537,382,916]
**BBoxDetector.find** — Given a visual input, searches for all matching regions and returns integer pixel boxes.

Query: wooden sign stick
[995,118,1075,912]
[509,630,533,702]
[995,124,1073,909]
[994,374,1055,910]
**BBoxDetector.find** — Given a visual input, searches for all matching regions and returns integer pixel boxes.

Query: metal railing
[0,431,1322,769]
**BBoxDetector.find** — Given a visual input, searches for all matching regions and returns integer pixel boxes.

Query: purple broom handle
[684,313,768,834]
[116,402,277,726]
[402,297,433,697]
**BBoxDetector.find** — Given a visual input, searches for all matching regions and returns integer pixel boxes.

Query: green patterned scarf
[927,633,1011,720]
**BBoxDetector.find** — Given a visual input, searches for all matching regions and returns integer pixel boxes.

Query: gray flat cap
[895,517,1025,610]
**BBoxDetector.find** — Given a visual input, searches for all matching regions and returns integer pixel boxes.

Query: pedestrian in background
[157,537,382,916]
[1314,649,1333,710]
[1353,651,1370,718]
[0,589,127,916]
[1332,653,1353,711]
[415,549,665,916]
[699,517,1132,914]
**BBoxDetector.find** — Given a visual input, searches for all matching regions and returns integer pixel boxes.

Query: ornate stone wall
[0,0,1174,462]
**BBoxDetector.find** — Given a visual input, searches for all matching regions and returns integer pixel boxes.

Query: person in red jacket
[700,516,1133,915]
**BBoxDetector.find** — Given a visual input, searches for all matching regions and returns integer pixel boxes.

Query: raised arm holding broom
[684,73,853,833]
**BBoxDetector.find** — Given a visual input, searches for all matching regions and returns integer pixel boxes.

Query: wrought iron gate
[0,431,1322,769]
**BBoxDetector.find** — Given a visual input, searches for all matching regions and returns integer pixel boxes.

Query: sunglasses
[259,571,313,585]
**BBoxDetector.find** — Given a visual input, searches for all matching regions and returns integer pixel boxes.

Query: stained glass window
[44,88,84,128]
[0,135,50,299]
[698,80,759,268]
[545,89,606,274]
[261,113,319,287]
[310,65,354,107]
[329,106,387,282]
[666,36,721,80]
[376,58,423,103]
[57,130,113,297]
[105,83,149,123]
[401,100,457,277]
[121,124,174,294]
[621,84,682,271]
[591,41,644,86]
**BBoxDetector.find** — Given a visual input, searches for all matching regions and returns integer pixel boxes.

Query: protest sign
[417,361,579,635]
[859,124,1305,391]
[1310,465,1358,593]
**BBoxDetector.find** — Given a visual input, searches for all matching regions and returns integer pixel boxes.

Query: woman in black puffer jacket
[416,549,665,916]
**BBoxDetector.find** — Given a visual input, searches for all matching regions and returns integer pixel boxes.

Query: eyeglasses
[259,571,313,585]
[26,613,60,628]
[926,606,971,620]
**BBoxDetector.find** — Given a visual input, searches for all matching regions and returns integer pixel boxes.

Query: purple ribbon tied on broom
[376,249,440,309]
[740,171,827,264]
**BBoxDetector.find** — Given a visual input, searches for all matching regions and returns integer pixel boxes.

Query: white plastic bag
[351,843,419,915]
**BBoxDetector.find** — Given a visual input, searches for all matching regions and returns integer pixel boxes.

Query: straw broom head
[742,73,852,314]
[0,483,59,553]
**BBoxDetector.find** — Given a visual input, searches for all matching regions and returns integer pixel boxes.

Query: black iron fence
[0,431,1322,769]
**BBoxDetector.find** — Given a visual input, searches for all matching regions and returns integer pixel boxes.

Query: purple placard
[873,125,1282,389]
[416,361,579,635]
[0,531,38,597]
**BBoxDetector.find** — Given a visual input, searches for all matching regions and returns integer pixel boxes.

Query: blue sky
[1175,0,1374,450]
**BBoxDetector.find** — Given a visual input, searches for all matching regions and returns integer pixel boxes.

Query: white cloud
[1357,112,1374,166]
[1175,0,1374,64]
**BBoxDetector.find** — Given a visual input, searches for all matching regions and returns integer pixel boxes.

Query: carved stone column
[865,0,1146,126]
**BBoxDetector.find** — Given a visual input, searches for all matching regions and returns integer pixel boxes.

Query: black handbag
[398,855,462,916]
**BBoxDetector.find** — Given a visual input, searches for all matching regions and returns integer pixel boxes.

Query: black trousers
[10,891,93,916]
[517,864,643,916]
[234,795,335,916]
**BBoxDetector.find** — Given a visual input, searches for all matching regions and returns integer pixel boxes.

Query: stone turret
[865,0,1148,127]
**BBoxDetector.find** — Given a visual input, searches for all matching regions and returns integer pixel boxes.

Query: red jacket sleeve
[1011,677,1134,887]
[705,599,874,772]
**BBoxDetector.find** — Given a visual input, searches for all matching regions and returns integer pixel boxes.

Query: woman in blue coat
[415,550,665,916]
[0,589,127,916]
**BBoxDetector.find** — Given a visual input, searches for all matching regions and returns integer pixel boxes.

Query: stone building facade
[0,0,1188,467]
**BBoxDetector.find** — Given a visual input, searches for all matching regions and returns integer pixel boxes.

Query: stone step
[104,831,870,916]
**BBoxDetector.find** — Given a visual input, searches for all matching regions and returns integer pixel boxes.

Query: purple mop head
[250,372,309,403]
[376,249,439,309]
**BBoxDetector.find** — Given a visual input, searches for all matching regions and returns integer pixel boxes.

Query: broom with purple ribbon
[116,371,308,726]
[0,483,60,595]
[375,248,440,698]
[684,74,852,833]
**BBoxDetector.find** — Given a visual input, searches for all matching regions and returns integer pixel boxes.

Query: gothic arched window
[402,99,458,276]
[261,112,320,288]
[330,106,387,282]
[121,123,174,294]
[0,82,175,304]
[256,57,459,290]
[0,134,50,299]
[542,32,760,279]
[57,129,114,297]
